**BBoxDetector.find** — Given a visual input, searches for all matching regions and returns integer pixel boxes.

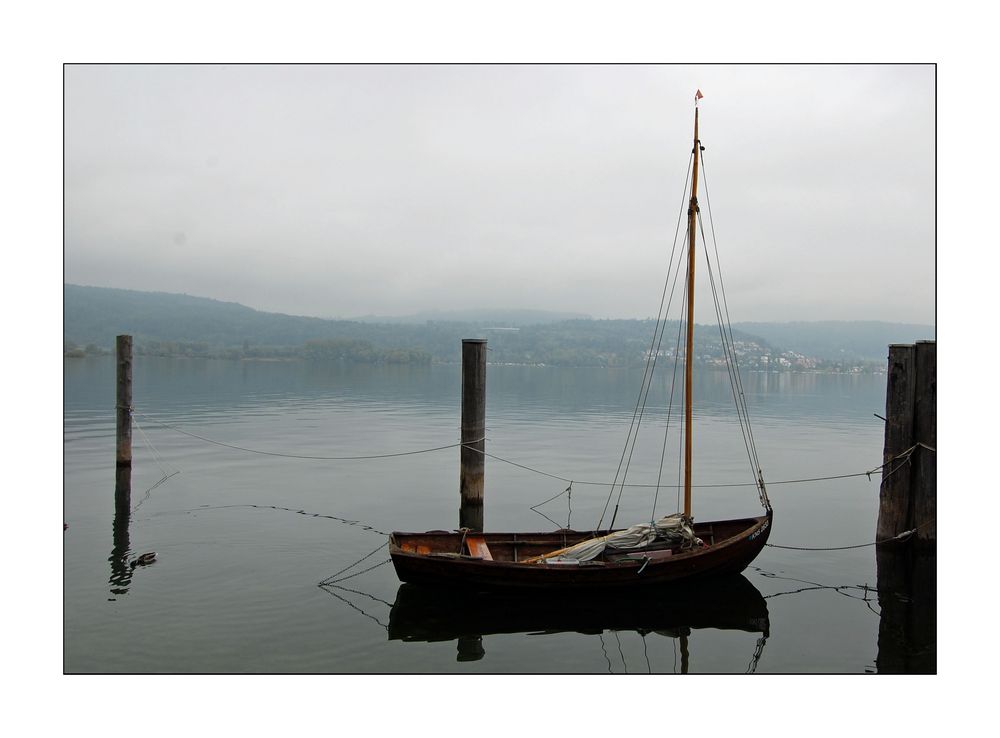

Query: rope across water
[133,410,481,460]
[135,406,920,490]
[127,407,934,563]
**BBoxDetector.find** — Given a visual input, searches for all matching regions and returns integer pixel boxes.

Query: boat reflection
[387,574,769,669]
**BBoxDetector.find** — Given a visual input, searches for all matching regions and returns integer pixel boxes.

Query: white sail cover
[542,514,702,563]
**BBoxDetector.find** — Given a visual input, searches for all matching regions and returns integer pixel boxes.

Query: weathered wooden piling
[875,339,936,673]
[876,344,915,540]
[876,341,936,545]
[116,335,133,469]
[115,335,133,521]
[460,339,487,531]
[112,335,134,596]
[911,340,936,545]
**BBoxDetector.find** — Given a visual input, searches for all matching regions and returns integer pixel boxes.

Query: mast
[684,98,701,519]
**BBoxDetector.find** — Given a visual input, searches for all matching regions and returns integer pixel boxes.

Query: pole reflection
[875,544,936,673]
[109,465,133,599]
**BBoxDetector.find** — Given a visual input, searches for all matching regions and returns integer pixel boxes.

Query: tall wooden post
[112,335,133,596]
[911,340,936,545]
[876,344,915,541]
[460,339,486,531]
[875,340,936,673]
[116,335,133,469]
[115,335,132,515]
[876,340,936,545]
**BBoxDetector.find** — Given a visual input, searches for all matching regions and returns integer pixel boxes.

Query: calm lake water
[64,356,930,673]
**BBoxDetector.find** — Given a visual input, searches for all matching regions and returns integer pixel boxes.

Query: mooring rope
[133,409,481,460]
[766,528,916,551]
[752,567,884,614]
[179,503,390,536]
[318,541,391,586]
[474,443,907,490]
[319,557,392,586]
[130,413,183,513]
[765,517,935,551]
[132,413,176,479]
[132,406,931,493]
[131,471,181,514]
[317,583,390,631]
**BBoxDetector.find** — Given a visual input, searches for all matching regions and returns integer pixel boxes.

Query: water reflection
[108,465,133,598]
[385,575,769,670]
[108,465,161,599]
[65,356,885,427]
[875,546,936,673]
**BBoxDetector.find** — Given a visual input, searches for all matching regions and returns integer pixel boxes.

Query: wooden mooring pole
[115,335,133,501]
[460,339,487,531]
[116,335,133,469]
[111,335,133,596]
[876,340,936,546]
[875,339,936,673]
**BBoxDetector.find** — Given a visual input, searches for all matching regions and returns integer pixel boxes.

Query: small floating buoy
[130,552,157,568]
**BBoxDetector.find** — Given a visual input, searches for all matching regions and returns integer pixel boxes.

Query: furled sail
[536,514,703,563]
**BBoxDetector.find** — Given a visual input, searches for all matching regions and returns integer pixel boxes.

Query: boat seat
[465,535,494,561]
[619,549,674,562]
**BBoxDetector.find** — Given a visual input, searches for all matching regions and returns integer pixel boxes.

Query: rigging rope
[611,244,690,529]
[653,281,688,520]
[529,482,573,529]
[598,151,694,531]
[699,152,768,507]
[698,210,759,482]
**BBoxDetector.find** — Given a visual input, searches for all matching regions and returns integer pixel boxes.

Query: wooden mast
[684,98,701,519]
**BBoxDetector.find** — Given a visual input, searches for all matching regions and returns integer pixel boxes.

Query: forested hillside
[732,321,935,361]
[64,284,931,368]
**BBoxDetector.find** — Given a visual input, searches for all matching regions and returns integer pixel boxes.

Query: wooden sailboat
[390,94,773,590]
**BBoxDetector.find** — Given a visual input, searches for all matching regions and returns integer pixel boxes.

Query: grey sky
[64,64,934,324]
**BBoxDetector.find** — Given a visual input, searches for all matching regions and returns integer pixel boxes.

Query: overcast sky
[64,64,935,324]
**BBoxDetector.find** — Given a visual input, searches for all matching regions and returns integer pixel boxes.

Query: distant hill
[349,309,591,325]
[732,321,935,361]
[64,284,345,348]
[64,284,931,368]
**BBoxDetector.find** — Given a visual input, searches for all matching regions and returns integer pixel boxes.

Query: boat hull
[390,512,772,590]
